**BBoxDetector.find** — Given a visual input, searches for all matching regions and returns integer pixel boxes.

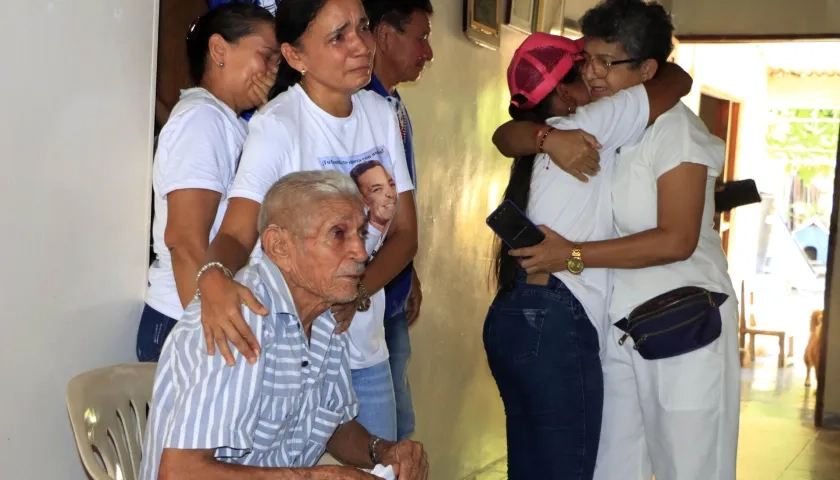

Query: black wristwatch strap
[369,436,382,464]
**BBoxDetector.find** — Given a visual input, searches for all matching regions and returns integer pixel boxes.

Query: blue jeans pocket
[487,307,548,364]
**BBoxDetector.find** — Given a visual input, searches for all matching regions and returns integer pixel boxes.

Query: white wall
[0,0,157,478]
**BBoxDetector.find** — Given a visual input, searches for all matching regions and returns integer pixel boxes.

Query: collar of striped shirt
[255,257,339,330]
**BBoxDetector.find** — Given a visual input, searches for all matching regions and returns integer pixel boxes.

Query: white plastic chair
[66,363,157,480]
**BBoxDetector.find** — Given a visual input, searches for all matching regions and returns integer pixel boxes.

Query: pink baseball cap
[507,33,585,109]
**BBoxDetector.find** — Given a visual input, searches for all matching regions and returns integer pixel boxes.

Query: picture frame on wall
[506,0,545,34]
[463,0,503,50]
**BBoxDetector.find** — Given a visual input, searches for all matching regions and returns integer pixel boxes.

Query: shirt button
[301,360,309,368]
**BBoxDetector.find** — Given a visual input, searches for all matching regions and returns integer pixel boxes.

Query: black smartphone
[486,199,546,250]
[715,179,761,213]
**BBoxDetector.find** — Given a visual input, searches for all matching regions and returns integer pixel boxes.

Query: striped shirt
[139,257,359,480]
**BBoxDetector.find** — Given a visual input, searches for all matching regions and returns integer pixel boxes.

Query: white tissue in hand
[370,464,395,479]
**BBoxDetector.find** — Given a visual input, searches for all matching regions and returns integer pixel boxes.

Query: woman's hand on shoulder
[197,268,267,366]
[508,226,573,275]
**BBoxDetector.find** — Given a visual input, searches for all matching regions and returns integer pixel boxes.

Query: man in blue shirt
[362,0,434,441]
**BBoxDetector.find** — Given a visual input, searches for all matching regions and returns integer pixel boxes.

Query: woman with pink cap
[483,31,692,479]
[496,1,740,478]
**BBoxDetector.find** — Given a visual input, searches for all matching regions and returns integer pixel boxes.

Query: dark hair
[365,0,434,31]
[350,160,385,185]
[186,3,275,85]
[268,0,331,99]
[580,0,674,69]
[493,67,580,292]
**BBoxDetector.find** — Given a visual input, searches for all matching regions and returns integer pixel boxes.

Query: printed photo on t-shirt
[318,146,398,258]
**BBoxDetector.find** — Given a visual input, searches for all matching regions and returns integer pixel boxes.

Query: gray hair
[257,170,364,235]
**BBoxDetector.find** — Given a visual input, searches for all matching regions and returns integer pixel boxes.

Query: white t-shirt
[609,103,737,323]
[147,88,248,320]
[230,84,413,369]
[527,84,649,349]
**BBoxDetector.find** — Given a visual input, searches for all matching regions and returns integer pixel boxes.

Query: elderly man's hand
[381,440,428,480]
[332,301,358,334]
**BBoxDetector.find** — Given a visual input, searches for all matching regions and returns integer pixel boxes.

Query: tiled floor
[464,355,840,480]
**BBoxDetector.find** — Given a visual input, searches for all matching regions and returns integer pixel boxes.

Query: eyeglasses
[582,52,639,78]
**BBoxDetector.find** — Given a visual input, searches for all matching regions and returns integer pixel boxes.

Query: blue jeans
[483,273,603,480]
[384,311,416,440]
[351,360,397,441]
[136,304,178,362]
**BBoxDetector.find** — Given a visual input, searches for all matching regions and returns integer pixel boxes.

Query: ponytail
[185,3,274,86]
[493,66,581,292]
[492,102,548,293]
[269,0,330,99]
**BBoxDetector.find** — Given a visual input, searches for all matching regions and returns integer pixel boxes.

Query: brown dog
[804,310,823,387]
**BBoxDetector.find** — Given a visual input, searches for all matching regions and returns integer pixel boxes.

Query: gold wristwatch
[356,282,372,312]
[566,245,585,274]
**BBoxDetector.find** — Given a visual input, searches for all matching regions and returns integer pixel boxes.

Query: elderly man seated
[140,170,428,480]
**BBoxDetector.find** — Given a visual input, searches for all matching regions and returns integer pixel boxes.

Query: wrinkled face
[217,22,280,109]
[581,37,647,100]
[356,165,397,230]
[382,11,433,84]
[286,0,376,95]
[276,197,369,304]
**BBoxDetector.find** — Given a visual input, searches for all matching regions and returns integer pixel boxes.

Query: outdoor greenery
[766,108,839,228]
[766,108,839,183]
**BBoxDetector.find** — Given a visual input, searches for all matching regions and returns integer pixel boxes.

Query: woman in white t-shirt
[192,0,418,442]
[508,2,739,479]
[137,3,279,362]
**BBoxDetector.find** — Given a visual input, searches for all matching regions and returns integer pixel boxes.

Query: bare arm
[643,62,693,125]
[509,163,708,272]
[159,449,373,480]
[164,189,222,308]
[492,121,598,158]
[201,197,262,273]
[326,420,382,469]
[327,420,429,480]
[574,163,707,267]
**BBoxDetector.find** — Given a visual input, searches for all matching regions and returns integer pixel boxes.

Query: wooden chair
[739,280,794,368]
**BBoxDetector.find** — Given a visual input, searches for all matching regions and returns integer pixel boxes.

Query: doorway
[698,91,741,254]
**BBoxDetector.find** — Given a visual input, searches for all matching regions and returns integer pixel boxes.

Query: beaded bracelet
[194,262,233,299]
[537,126,555,153]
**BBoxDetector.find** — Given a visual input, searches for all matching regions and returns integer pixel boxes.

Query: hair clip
[187,15,201,40]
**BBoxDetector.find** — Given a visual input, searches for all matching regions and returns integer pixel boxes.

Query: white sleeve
[647,106,726,180]
[156,106,231,197]
[229,113,293,204]
[547,84,650,154]
[383,103,413,194]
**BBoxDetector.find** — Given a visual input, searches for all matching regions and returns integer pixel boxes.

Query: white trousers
[593,298,740,480]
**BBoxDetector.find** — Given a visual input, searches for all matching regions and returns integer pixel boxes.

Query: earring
[301,69,306,76]
[218,61,224,67]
